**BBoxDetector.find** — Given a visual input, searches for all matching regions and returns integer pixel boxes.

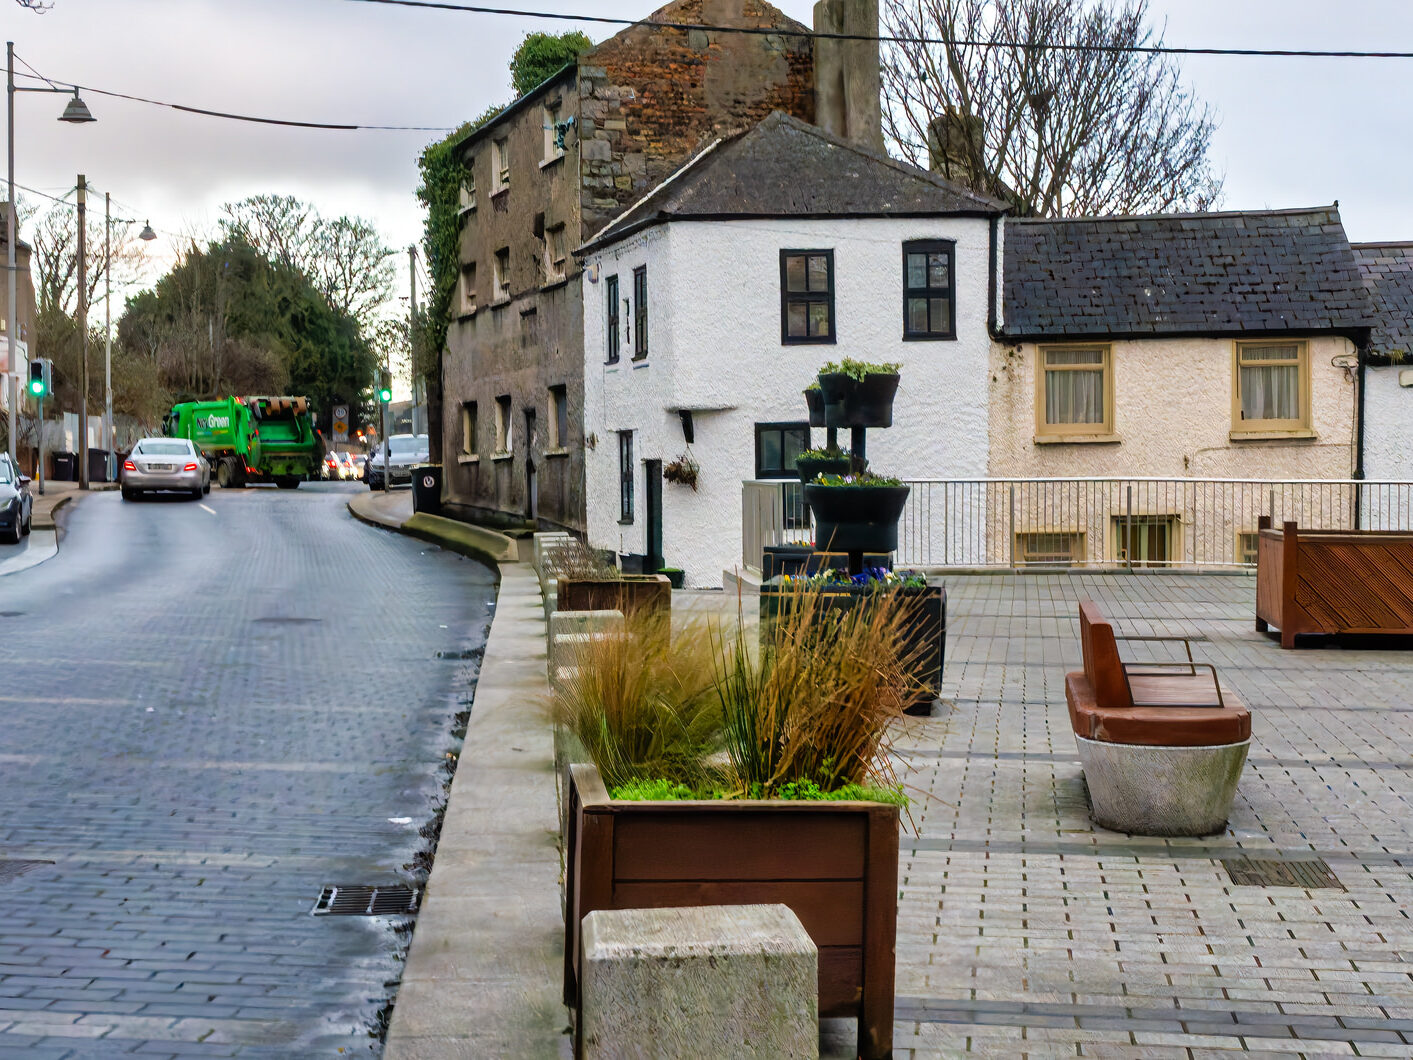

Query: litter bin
[87,447,112,484]
[412,464,442,515]
[52,451,77,481]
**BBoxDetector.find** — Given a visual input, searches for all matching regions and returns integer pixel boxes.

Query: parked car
[121,437,211,501]
[0,453,33,544]
[364,434,430,490]
[337,452,359,479]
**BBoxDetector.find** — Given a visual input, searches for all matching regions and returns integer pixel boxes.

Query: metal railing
[743,477,1413,571]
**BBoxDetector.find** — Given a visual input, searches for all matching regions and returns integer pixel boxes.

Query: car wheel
[1,524,17,545]
[21,509,31,535]
[121,488,137,501]
[216,461,232,488]
[203,480,211,495]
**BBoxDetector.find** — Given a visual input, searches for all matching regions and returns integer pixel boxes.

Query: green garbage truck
[165,396,324,489]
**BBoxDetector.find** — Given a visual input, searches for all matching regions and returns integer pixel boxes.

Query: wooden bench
[1065,600,1251,836]
[1256,517,1413,648]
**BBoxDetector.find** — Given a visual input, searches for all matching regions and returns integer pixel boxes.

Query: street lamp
[105,201,157,481]
[6,41,97,467]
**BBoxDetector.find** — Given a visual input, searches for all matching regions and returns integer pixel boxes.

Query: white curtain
[1239,345,1299,421]
[1045,350,1105,425]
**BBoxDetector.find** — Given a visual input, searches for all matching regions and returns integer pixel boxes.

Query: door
[524,409,538,522]
[644,459,663,572]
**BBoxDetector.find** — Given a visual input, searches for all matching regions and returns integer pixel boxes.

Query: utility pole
[77,173,88,490]
[104,190,113,482]
[6,43,17,464]
[408,245,419,436]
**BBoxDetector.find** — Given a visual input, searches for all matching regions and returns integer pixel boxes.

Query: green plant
[813,471,904,487]
[509,31,593,97]
[712,580,919,797]
[553,610,724,790]
[609,777,908,806]
[799,445,849,460]
[610,778,698,801]
[818,358,901,381]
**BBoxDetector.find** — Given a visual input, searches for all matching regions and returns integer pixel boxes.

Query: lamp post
[6,41,95,466]
[103,194,156,481]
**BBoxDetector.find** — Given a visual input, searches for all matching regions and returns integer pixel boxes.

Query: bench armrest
[1114,634,1196,664]
[1121,661,1226,709]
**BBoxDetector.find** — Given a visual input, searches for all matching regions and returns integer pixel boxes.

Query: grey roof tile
[1002,207,1375,338]
[1353,242,1413,359]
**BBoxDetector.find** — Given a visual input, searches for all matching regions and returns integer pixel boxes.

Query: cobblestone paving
[0,485,495,1058]
[891,572,1413,1058]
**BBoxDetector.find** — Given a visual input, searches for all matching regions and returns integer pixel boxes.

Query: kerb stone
[580,904,819,1060]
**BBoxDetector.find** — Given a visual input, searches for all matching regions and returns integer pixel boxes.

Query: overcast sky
[6,0,1413,313]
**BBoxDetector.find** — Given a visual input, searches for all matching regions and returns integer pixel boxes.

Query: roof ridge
[1352,241,1413,250]
[1011,205,1340,225]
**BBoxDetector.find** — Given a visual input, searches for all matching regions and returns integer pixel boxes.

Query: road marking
[199,503,217,515]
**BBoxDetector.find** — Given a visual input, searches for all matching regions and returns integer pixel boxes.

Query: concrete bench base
[580,904,818,1060]
[1076,735,1250,837]
[547,610,623,695]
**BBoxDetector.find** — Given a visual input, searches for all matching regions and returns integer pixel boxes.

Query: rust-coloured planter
[556,574,671,617]
[564,763,900,1059]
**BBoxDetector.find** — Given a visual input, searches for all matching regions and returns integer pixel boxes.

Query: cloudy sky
[6,0,1413,311]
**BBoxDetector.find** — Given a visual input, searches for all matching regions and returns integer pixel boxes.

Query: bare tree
[220,194,397,332]
[13,0,54,11]
[881,0,1222,217]
[27,199,146,318]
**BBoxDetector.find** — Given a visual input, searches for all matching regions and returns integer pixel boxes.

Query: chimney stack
[813,0,884,154]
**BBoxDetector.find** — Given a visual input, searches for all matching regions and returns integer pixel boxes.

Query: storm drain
[0,859,52,883]
[1222,856,1344,890]
[255,617,323,625]
[312,884,420,916]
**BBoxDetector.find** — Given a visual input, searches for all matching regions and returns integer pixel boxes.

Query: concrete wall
[988,335,1359,480]
[583,215,994,588]
[1363,364,1413,528]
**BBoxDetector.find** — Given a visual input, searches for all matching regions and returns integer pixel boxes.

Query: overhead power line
[340,0,1413,60]
[10,65,455,133]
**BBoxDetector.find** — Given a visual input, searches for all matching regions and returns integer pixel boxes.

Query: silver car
[365,434,430,489]
[121,437,211,501]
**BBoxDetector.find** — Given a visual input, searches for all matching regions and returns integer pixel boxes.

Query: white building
[1354,243,1413,527]
[577,112,1007,588]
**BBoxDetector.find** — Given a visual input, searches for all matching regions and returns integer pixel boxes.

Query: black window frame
[779,249,836,345]
[605,274,620,363]
[618,430,634,523]
[901,239,957,341]
[632,265,648,360]
[548,384,568,449]
[754,421,811,480]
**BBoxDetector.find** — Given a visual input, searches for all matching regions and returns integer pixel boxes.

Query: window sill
[1034,433,1121,446]
[491,186,509,199]
[604,358,622,368]
[902,332,957,342]
[539,154,565,171]
[781,336,837,346]
[540,278,569,293]
[632,358,650,368]
[491,451,514,462]
[544,447,570,458]
[618,518,635,526]
[1229,428,1317,442]
[454,307,477,320]
[457,454,480,465]
[490,297,511,310]
[458,204,476,218]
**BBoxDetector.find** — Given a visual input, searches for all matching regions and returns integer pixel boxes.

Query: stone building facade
[440,0,882,531]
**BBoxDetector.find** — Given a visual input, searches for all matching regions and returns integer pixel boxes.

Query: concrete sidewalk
[30,478,83,531]
[349,490,568,1058]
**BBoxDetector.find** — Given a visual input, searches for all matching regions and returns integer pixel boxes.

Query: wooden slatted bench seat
[1065,600,1251,836]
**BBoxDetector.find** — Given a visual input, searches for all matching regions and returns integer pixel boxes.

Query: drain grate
[0,859,52,883]
[312,884,420,917]
[1222,856,1344,890]
[255,617,322,625]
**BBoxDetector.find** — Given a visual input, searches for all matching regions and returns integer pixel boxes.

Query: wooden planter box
[564,763,899,1060]
[761,578,946,714]
[1256,517,1413,647]
[556,574,671,618]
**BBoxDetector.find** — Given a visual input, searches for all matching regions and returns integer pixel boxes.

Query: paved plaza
[884,571,1413,1058]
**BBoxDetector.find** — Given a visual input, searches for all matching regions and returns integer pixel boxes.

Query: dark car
[0,453,34,544]
[364,434,429,490]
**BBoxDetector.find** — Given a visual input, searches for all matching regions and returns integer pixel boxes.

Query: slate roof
[1353,243,1413,361]
[1003,207,1376,340]
[579,112,1007,253]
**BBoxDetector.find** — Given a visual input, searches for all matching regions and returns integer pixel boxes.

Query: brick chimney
[813,0,884,153]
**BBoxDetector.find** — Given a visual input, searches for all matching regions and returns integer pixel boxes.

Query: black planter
[657,568,685,589]
[759,579,946,715]
[762,544,813,580]
[819,372,900,429]
[804,483,911,554]
[804,387,826,428]
[796,454,852,484]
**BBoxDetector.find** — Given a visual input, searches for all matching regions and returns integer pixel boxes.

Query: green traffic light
[29,379,44,396]
[378,388,392,403]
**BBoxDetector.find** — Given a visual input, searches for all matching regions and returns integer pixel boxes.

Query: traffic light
[27,358,51,399]
[377,368,392,404]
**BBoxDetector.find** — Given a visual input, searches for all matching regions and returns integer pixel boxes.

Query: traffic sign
[332,405,349,442]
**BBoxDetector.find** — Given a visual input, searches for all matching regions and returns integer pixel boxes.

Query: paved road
[0,482,496,1059]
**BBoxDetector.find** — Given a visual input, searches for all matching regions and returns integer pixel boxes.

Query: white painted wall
[583,215,995,587]
[1363,365,1413,528]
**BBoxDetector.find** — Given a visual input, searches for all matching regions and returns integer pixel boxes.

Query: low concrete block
[547,609,623,694]
[532,531,573,577]
[580,904,818,1060]
[1077,735,1250,837]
